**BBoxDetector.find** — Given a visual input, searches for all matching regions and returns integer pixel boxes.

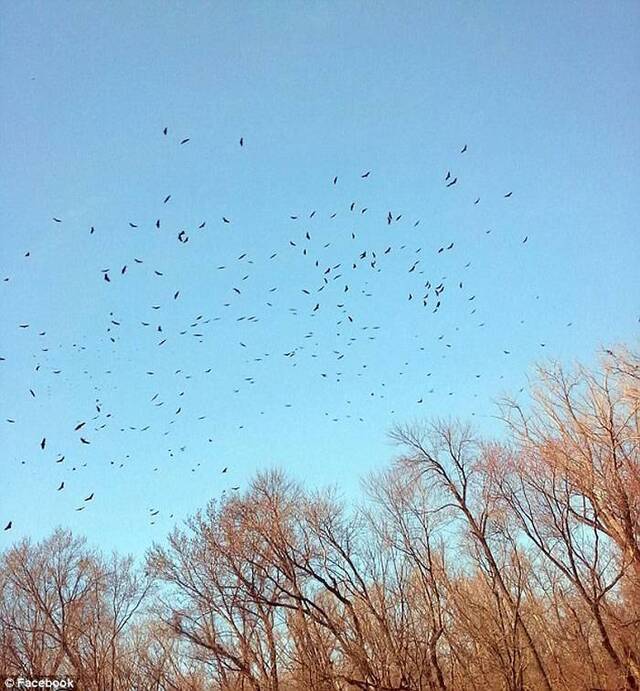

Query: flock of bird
[2,131,535,534]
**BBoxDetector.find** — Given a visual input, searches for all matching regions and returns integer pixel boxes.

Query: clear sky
[1,1,638,556]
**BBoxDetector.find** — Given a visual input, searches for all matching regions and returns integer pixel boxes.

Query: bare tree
[389,419,555,691]
[3,345,638,691]
[0,529,152,690]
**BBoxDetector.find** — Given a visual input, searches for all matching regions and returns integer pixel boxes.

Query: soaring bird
[57,482,64,491]
[460,144,467,153]
[3,521,11,531]
[84,493,94,502]
[180,138,190,145]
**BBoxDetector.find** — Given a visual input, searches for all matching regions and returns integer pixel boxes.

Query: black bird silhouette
[84,493,94,501]
[504,191,513,198]
[3,521,11,531]
[163,127,168,135]
[222,217,230,223]
[239,137,244,147]
[460,144,467,153]
[361,171,371,178]
[40,437,46,450]
[446,177,457,187]
[180,138,190,145]
[57,482,64,491]
[52,218,61,223]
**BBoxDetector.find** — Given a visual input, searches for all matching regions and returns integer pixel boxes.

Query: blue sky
[1,1,638,555]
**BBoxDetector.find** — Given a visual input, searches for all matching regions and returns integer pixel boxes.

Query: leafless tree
[2,345,638,691]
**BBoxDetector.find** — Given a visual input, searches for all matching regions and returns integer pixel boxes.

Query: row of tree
[1,346,638,690]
